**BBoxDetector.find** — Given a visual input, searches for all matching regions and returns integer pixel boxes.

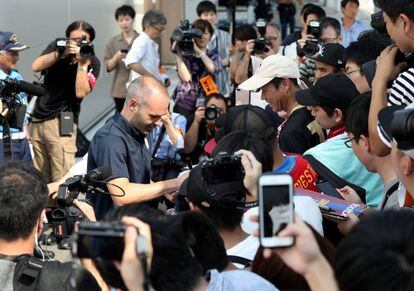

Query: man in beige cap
[239,55,324,154]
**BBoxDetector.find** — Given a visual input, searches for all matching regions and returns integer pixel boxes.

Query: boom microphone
[17,79,45,96]
[85,166,112,182]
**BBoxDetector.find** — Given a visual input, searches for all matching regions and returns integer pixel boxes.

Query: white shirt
[124,32,162,82]
[241,196,324,236]
[226,235,260,269]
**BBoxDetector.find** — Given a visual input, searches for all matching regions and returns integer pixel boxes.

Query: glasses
[344,137,357,148]
[320,37,338,43]
[346,69,361,78]
[266,36,279,42]
[151,25,165,32]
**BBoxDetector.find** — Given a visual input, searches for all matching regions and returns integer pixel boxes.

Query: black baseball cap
[204,105,278,154]
[295,73,359,111]
[309,43,346,69]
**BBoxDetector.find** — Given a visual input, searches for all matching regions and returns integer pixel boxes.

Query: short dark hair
[114,5,136,20]
[346,31,392,67]
[375,0,414,22]
[142,10,167,31]
[345,92,371,141]
[341,0,359,8]
[270,77,300,89]
[234,24,257,41]
[303,5,326,23]
[205,93,228,110]
[192,19,214,36]
[196,0,217,16]
[335,209,414,291]
[0,162,48,241]
[321,17,341,37]
[66,20,96,42]
[96,204,203,291]
[179,211,229,273]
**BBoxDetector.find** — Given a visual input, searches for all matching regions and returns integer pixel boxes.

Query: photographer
[369,0,414,156]
[339,0,370,48]
[0,31,31,165]
[184,93,227,164]
[104,5,139,112]
[31,21,100,183]
[124,10,166,84]
[0,161,99,289]
[172,19,221,118]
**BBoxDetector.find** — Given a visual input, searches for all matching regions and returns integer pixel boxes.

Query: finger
[263,248,273,259]
[249,214,259,222]
[252,229,259,237]
[123,226,138,262]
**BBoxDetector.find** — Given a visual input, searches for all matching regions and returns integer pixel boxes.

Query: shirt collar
[116,30,139,42]
[114,111,146,143]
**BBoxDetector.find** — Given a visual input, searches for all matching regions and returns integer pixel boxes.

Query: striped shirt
[388,67,414,106]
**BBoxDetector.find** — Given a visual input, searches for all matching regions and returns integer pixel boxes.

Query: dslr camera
[391,108,414,151]
[204,104,221,121]
[171,19,203,56]
[253,18,270,55]
[202,152,245,185]
[55,35,95,59]
[301,20,323,57]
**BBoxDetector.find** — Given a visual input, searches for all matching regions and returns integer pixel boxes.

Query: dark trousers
[0,137,32,165]
[114,98,126,113]
[279,9,296,40]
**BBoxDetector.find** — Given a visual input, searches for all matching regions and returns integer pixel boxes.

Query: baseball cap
[204,105,278,154]
[0,31,29,51]
[178,164,246,209]
[378,103,414,157]
[295,73,359,111]
[238,55,300,91]
[309,43,346,69]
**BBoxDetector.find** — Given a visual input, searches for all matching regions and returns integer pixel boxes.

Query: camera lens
[205,107,218,121]
[303,40,320,57]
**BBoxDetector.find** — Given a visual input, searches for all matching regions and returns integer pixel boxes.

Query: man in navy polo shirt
[87,76,188,219]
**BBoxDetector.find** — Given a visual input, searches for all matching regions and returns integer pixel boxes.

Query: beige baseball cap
[238,55,300,91]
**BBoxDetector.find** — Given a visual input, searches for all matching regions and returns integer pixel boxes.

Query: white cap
[238,55,300,91]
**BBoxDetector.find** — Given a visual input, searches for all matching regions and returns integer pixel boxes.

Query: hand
[164,191,177,203]
[374,44,407,83]
[336,186,362,204]
[176,169,190,186]
[228,44,237,55]
[257,46,276,59]
[296,34,314,49]
[47,182,60,199]
[193,42,203,56]
[337,213,359,235]
[245,39,255,54]
[194,107,205,123]
[161,111,172,125]
[73,199,96,222]
[234,149,262,200]
[115,216,153,291]
[114,50,127,62]
[171,41,178,55]
[68,41,81,60]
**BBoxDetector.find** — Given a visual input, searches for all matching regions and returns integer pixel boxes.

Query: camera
[301,20,323,57]
[204,104,221,121]
[253,18,270,55]
[55,36,95,59]
[171,19,203,56]
[391,108,414,151]
[201,152,244,185]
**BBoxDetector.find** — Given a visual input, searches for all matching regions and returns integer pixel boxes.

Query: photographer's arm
[76,61,92,98]
[184,108,204,154]
[32,51,58,72]
[176,55,192,82]
[229,49,240,82]
[234,52,251,84]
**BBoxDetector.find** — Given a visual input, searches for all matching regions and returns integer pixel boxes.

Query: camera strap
[1,117,13,161]
[151,125,166,159]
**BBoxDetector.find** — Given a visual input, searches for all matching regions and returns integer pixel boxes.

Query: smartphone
[316,180,344,200]
[259,174,294,248]
[72,222,126,260]
[120,49,129,53]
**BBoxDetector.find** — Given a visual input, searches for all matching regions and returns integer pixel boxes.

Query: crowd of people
[1,0,414,290]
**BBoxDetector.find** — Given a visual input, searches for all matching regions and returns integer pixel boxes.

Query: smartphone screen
[262,185,291,237]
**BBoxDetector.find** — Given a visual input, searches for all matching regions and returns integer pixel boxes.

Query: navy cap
[309,43,346,69]
[295,73,359,111]
[0,31,29,51]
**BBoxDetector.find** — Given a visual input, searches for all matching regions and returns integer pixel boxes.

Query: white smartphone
[259,174,294,248]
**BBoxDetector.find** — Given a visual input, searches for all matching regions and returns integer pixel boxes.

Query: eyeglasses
[344,137,357,148]
[345,69,361,78]
[151,25,165,32]
[320,37,338,43]
[266,36,279,42]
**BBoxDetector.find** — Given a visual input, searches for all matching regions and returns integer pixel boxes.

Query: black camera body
[301,20,322,57]
[205,104,221,121]
[391,108,414,151]
[171,19,203,56]
[202,153,245,185]
[0,78,29,129]
[55,36,94,59]
[254,18,270,55]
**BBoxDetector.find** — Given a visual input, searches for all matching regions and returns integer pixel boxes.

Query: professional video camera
[0,78,44,128]
[253,18,270,55]
[391,108,414,151]
[46,166,112,249]
[301,20,323,57]
[204,104,221,121]
[171,19,203,56]
[55,35,95,59]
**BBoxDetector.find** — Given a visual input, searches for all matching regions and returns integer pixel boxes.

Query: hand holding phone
[259,174,294,248]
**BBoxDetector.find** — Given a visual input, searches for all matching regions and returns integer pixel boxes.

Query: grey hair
[142,10,167,31]
[267,22,280,35]
[126,77,149,105]
[321,17,342,38]
[0,50,7,55]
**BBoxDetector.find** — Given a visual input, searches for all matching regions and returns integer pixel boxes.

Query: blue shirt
[149,113,186,161]
[274,155,296,174]
[340,19,370,48]
[0,69,28,133]
[87,112,151,220]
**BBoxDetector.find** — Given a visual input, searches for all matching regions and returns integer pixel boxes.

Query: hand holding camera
[194,106,206,123]
[374,44,408,84]
[235,149,262,199]
[55,36,95,62]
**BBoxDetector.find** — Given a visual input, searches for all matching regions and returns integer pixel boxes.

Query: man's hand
[115,216,154,291]
[297,34,314,49]
[235,149,262,200]
[374,44,407,84]
[336,186,362,204]
[337,213,359,235]
[74,199,97,222]
[160,111,172,126]
[257,45,276,59]
[47,181,60,199]
[114,50,127,62]
[194,107,205,124]
[245,39,255,55]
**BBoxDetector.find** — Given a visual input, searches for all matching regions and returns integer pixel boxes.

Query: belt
[0,132,26,140]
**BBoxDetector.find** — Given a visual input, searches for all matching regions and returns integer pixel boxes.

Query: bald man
[87,76,188,219]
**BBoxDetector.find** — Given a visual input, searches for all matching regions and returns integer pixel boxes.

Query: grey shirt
[208,29,231,97]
